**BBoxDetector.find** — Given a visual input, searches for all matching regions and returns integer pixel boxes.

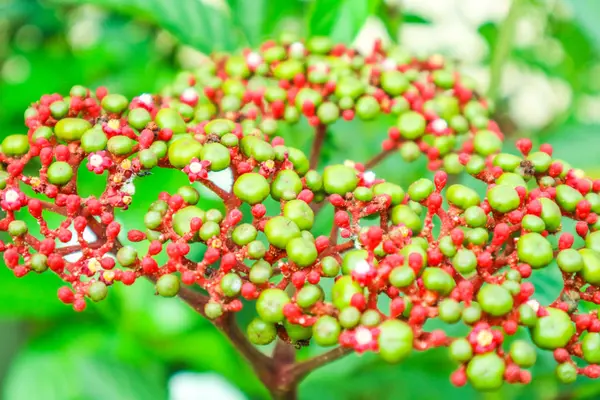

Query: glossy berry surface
[1,37,600,394]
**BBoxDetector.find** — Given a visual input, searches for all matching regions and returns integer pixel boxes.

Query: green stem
[487,0,524,102]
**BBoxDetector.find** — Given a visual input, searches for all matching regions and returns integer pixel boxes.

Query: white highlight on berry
[381,58,397,71]
[181,87,198,102]
[121,181,136,196]
[4,189,19,203]
[363,171,376,184]
[355,327,373,345]
[354,259,371,275]
[89,154,104,167]
[189,161,203,174]
[526,299,540,312]
[289,42,305,57]
[138,93,153,106]
[431,118,448,132]
[246,52,262,68]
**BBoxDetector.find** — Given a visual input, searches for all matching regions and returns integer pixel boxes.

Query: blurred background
[1,0,600,399]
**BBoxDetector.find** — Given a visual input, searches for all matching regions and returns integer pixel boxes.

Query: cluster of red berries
[1,37,600,391]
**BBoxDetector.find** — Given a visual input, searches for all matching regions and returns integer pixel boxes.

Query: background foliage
[1,0,600,399]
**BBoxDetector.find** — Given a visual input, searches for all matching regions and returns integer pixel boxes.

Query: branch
[288,347,353,381]
[309,124,327,170]
[487,0,524,101]
[365,149,392,170]
[176,286,272,369]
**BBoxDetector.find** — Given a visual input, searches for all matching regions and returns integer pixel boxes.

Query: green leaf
[3,326,167,400]
[225,0,268,47]
[307,0,377,43]
[50,0,239,52]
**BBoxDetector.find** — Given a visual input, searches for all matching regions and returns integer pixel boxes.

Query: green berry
[339,307,361,329]
[509,340,536,368]
[296,285,323,308]
[116,246,137,267]
[199,221,220,241]
[271,170,302,201]
[377,320,414,363]
[312,315,341,347]
[422,268,455,295]
[249,260,272,284]
[447,184,480,209]
[521,215,545,233]
[557,249,583,273]
[54,118,92,141]
[107,136,135,155]
[156,274,180,297]
[200,143,230,171]
[283,200,314,231]
[168,137,203,168]
[233,172,270,204]
[88,281,108,302]
[452,249,477,275]
[390,205,422,233]
[449,338,473,362]
[220,273,242,297]
[286,237,318,267]
[487,184,520,213]
[466,353,505,391]
[1,134,29,156]
[247,240,267,259]
[438,299,462,323]
[477,284,513,316]
[172,206,205,237]
[555,363,577,384]
[518,304,537,327]
[321,256,340,277]
[247,318,276,345]
[381,71,409,95]
[464,206,487,228]
[355,96,380,120]
[284,319,312,341]
[264,216,301,249]
[473,130,502,156]
[155,108,187,133]
[128,108,151,130]
[408,179,434,202]
[582,332,600,363]
[531,308,575,349]
[462,303,482,325]
[517,232,553,268]
[47,161,73,186]
[204,301,223,319]
[580,248,600,285]
[527,151,552,173]
[101,94,128,113]
[389,266,415,288]
[323,165,358,195]
[317,102,340,124]
[8,220,27,236]
[256,288,290,323]
[30,253,48,273]
[80,129,108,153]
[332,276,363,309]
[397,111,426,139]
[373,182,405,205]
[232,224,258,246]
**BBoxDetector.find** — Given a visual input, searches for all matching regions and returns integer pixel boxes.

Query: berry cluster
[1,37,599,393]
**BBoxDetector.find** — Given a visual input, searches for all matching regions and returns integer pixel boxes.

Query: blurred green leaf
[225,0,268,47]
[3,326,167,400]
[51,0,239,53]
[307,0,378,43]
[565,0,600,52]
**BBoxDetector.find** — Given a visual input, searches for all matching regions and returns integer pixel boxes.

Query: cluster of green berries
[1,38,600,391]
